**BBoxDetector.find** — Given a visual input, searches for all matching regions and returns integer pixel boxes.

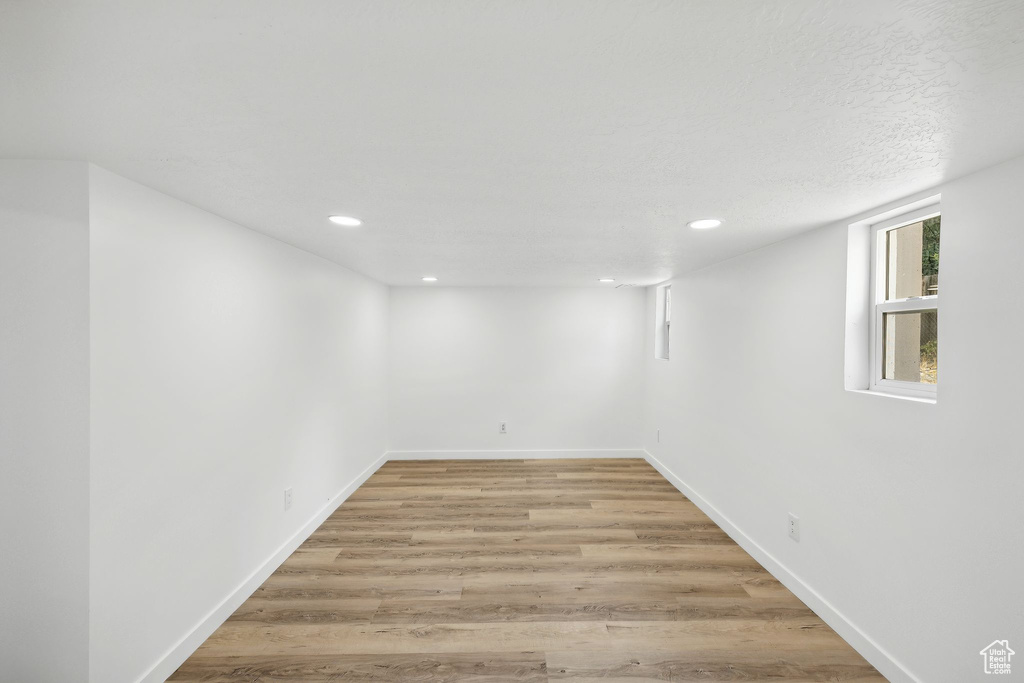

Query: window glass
[884,216,940,300]
[882,309,938,384]
[664,286,671,356]
[655,284,670,360]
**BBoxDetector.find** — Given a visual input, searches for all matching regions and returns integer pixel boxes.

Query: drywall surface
[0,161,91,681]
[642,154,1024,682]
[388,287,645,452]
[88,167,389,683]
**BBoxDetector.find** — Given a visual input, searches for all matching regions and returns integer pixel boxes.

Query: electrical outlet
[788,512,800,542]
[499,421,507,434]
[284,487,293,511]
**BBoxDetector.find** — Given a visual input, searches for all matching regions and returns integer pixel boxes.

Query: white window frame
[868,202,940,400]
[655,284,671,360]
[664,285,671,356]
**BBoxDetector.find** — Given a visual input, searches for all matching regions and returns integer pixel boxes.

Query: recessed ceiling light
[687,218,722,230]
[422,276,438,282]
[328,215,362,227]
[599,278,615,283]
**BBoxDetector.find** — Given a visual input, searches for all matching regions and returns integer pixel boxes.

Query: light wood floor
[171,458,885,682]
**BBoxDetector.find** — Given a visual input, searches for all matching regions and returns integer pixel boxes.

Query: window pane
[882,310,938,384]
[655,285,670,360]
[885,216,940,300]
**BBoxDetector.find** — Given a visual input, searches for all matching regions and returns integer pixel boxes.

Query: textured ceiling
[3,0,1024,285]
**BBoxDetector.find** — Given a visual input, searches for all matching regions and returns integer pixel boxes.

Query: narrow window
[655,284,671,360]
[870,205,940,398]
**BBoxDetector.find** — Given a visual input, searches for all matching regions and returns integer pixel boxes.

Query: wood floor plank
[529,508,710,524]
[546,650,885,682]
[269,558,775,578]
[324,544,586,562]
[297,531,413,548]
[409,529,640,546]
[170,458,884,682]
[189,618,850,656]
[251,581,465,601]
[459,576,753,603]
[348,486,483,499]
[228,598,382,624]
[369,596,814,624]
[578,543,762,567]
[172,652,548,682]
[399,499,595,510]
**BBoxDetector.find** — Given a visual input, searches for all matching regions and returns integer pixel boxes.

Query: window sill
[848,389,936,405]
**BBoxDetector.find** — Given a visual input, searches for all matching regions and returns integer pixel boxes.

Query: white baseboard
[385,448,646,460]
[643,450,916,683]
[136,451,388,683]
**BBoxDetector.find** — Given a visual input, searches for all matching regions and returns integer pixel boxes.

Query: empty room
[2,1,1023,682]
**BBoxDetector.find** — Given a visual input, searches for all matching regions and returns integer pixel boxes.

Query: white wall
[642,154,1024,682]
[88,167,389,683]
[0,161,91,682]
[388,287,645,453]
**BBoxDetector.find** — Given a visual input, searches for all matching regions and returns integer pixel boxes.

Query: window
[655,284,671,360]
[869,204,940,398]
